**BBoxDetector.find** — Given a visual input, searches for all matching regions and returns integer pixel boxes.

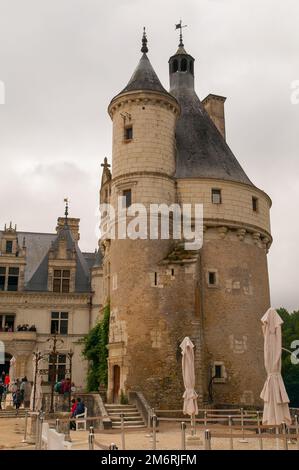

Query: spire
[141,27,148,54]
[64,197,69,224]
[175,20,187,48]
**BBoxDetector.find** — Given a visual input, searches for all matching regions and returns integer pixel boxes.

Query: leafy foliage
[82,304,110,392]
[278,308,299,407]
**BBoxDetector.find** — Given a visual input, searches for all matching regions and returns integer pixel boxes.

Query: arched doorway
[113,365,120,403]
[0,352,12,378]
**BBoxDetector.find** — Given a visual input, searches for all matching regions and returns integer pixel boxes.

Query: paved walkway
[0,418,297,451]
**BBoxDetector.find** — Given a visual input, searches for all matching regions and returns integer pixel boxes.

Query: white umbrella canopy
[260,308,291,426]
[8,356,16,387]
[180,337,198,416]
[30,356,43,411]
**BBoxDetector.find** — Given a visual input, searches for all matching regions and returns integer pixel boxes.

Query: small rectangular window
[212,189,222,204]
[215,365,222,378]
[6,241,13,254]
[123,189,132,208]
[124,126,133,141]
[154,272,158,286]
[252,196,258,212]
[208,271,216,285]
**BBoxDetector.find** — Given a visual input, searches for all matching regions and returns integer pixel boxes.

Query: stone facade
[0,218,104,390]
[99,34,272,408]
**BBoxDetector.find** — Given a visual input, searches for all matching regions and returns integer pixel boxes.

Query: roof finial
[141,27,148,54]
[175,19,187,47]
[64,197,69,222]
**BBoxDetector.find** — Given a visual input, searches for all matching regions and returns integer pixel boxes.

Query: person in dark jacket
[74,398,85,416]
[70,398,77,430]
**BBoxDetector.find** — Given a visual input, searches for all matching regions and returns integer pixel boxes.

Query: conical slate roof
[116,53,171,98]
[172,87,253,184]
[169,43,253,185]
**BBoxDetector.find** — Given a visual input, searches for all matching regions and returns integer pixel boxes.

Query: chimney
[202,94,226,140]
[56,217,80,241]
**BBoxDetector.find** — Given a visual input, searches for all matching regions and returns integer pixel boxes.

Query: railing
[12,408,299,451]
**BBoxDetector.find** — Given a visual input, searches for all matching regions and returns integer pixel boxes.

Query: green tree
[82,304,110,392]
[278,308,299,407]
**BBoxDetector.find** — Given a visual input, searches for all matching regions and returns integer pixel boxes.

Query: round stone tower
[169,38,272,406]
[104,30,199,406]
[101,29,272,409]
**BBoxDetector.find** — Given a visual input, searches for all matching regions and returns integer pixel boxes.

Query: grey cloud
[0,0,298,309]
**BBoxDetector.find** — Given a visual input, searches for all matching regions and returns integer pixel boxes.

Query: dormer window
[6,241,13,254]
[53,269,70,293]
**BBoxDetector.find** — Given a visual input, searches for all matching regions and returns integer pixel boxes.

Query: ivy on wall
[82,304,110,392]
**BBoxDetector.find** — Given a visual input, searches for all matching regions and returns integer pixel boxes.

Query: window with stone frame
[208,270,218,287]
[124,125,133,141]
[5,240,13,254]
[0,266,19,291]
[0,314,15,332]
[53,269,70,293]
[212,362,227,383]
[211,188,222,204]
[252,196,259,212]
[48,353,67,382]
[122,189,132,208]
[51,311,69,335]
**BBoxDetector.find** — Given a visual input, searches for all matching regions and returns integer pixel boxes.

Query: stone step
[110,415,142,422]
[0,411,26,418]
[111,421,145,428]
[109,412,140,417]
[105,405,137,410]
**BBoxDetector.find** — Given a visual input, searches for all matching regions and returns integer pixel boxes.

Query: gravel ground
[0,418,297,451]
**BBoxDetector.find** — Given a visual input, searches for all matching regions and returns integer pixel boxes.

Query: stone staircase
[105,404,145,429]
[0,408,27,418]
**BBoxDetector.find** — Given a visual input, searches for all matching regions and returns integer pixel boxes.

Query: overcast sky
[0,0,298,311]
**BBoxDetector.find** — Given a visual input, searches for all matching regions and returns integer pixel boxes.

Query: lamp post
[47,332,64,414]
[67,350,74,409]
[32,351,42,412]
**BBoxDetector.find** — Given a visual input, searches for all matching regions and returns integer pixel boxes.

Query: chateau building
[0,215,103,389]
[1,28,272,409]
[100,30,272,407]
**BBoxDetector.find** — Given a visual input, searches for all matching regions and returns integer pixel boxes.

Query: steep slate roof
[169,45,253,185]
[171,88,253,184]
[0,225,100,293]
[16,232,56,284]
[113,53,173,100]
[25,222,92,292]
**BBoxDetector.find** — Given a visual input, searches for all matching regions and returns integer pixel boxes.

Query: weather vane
[64,197,69,219]
[175,19,187,47]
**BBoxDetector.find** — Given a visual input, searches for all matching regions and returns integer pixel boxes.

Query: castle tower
[102,31,207,407]
[101,29,272,408]
[169,36,272,406]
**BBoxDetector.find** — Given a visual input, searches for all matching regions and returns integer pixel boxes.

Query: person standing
[4,374,10,391]
[69,398,77,430]
[0,381,4,410]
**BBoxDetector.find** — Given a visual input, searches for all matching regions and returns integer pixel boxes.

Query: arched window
[190,61,194,75]
[181,58,187,72]
[172,59,178,73]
